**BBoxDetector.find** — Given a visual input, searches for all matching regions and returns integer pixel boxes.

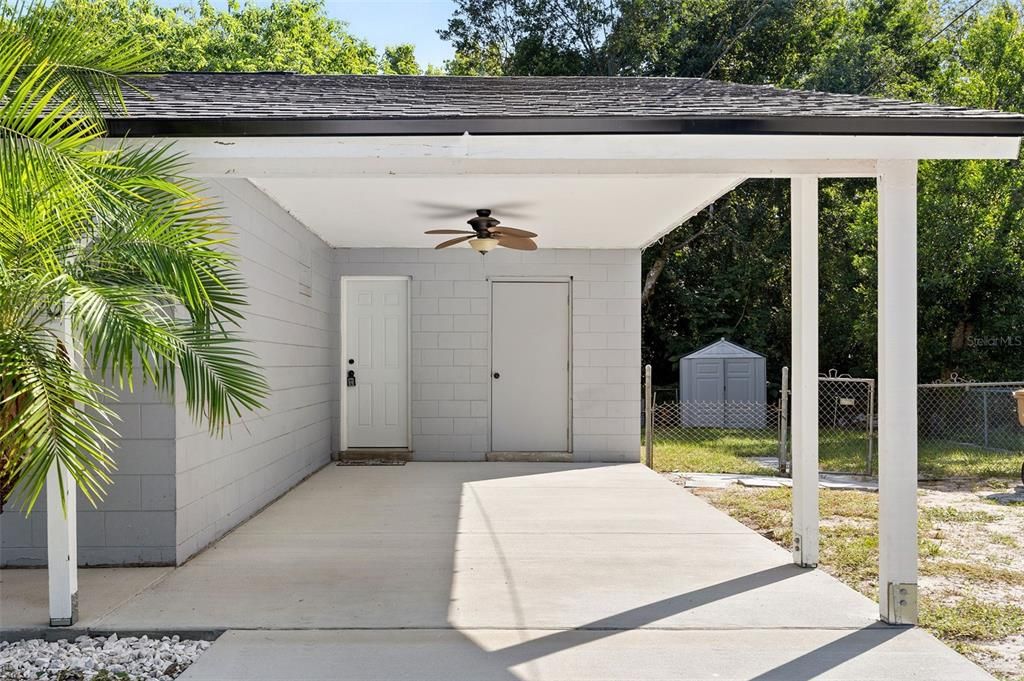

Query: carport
[36,75,1024,632]
[8,463,996,679]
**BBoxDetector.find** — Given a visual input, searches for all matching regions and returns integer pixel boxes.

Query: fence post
[982,391,990,449]
[644,364,654,468]
[779,367,790,474]
[866,378,876,476]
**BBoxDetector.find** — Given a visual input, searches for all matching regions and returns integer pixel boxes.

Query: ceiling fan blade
[417,201,533,219]
[435,235,475,249]
[416,201,475,219]
[489,226,538,238]
[496,236,538,251]
[482,203,532,219]
[425,229,475,235]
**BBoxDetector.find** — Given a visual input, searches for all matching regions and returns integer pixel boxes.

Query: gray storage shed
[679,339,767,428]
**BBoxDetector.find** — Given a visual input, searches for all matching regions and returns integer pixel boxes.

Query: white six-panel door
[344,278,409,448]
[491,281,570,452]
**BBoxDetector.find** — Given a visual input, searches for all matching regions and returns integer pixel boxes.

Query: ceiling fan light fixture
[469,237,499,253]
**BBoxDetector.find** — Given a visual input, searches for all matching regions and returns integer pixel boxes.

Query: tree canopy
[34,0,429,74]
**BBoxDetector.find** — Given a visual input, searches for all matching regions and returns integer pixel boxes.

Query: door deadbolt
[493,372,500,379]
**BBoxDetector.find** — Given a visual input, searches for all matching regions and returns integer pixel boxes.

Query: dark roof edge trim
[106,115,1024,138]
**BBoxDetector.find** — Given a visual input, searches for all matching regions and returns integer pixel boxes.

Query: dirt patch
[678,476,1024,681]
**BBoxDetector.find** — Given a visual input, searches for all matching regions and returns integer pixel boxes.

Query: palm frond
[2,1,155,119]
[0,2,268,514]
[0,323,116,512]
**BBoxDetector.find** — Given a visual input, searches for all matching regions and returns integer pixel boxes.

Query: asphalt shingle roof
[110,73,1024,137]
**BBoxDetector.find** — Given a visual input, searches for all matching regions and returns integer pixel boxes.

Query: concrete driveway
[5,463,994,679]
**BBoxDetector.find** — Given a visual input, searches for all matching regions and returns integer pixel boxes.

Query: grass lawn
[649,429,780,475]
[692,484,1024,680]
[646,430,1024,480]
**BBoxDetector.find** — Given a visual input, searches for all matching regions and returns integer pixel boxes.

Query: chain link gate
[816,371,876,475]
[774,371,875,476]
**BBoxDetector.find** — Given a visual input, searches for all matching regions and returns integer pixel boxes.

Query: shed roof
[682,339,765,360]
[108,73,1024,137]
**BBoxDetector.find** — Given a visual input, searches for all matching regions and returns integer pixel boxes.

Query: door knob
[493,372,500,379]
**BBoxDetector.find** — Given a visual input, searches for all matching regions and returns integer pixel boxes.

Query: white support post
[877,159,919,625]
[790,176,820,568]
[47,313,78,627]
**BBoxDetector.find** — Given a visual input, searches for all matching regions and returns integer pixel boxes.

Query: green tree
[911,3,1024,380]
[440,0,617,75]
[444,42,505,76]
[33,0,425,74]
[380,43,420,75]
[0,5,268,511]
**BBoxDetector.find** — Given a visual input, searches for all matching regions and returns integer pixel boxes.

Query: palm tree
[0,4,268,512]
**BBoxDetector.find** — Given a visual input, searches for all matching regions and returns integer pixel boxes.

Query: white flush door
[491,281,570,452]
[345,278,409,448]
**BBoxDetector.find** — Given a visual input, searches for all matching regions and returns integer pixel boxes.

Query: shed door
[724,359,756,403]
[691,359,725,427]
[344,278,409,448]
[693,359,725,402]
[491,281,570,452]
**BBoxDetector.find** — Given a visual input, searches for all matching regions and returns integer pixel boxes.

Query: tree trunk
[640,220,716,307]
[641,253,668,306]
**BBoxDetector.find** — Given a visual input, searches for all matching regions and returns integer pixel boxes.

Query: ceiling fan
[425,209,538,254]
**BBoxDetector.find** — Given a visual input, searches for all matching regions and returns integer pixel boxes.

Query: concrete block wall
[335,247,641,462]
[2,231,639,565]
[172,179,337,563]
[0,371,177,566]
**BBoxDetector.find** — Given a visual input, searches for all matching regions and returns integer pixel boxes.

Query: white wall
[335,247,641,462]
[173,179,337,563]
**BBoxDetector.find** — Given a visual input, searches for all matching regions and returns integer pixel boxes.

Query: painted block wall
[2,231,639,565]
[335,247,641,462]
[0,370,177,567]
[2,179,338,567]
[172,179,337,563]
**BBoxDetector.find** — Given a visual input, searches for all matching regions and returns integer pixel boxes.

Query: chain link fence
[917,380,1024,478]
[645,398,785,472]
[642,363,786,475]
[643,368,1024,480]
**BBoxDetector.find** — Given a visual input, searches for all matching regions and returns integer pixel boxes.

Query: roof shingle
[111,73,1024,137]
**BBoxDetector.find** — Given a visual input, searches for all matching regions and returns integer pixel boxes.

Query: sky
[333,1,457,68]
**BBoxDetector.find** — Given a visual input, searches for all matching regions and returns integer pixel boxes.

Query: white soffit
[250,174,741,248]
[249,174,741,249]
[160,132,1020,249]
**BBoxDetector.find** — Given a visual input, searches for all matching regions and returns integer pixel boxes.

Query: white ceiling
[249,174,742,249]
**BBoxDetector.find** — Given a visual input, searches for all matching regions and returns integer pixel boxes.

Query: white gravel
[0,633,211,680]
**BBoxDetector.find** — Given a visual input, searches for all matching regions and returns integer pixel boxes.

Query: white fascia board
[189,156,879,178]
[120,133,1019,179]
[131,133,1021,161]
